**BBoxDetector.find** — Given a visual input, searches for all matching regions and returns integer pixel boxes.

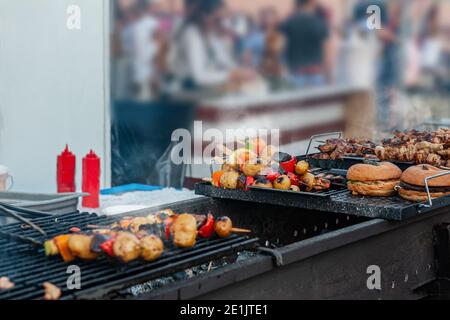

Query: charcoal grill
[1,192,450,300]
[0,211,258,300]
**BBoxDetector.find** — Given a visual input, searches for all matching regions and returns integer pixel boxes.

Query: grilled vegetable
[44,239,59,257]
[99,238,116,257]
[300,173,315,192]
[287,172,299,187]
[241,161,264,177]
[273,175,291,190]
[295,161,309,176]
[220,171,240,189]
[129,217,151,234]
[245,176,255,190]
[90,233,112,254]
[198,214,215,238]
[253,177,273,188]
[266,171,281,182]
[214,216,251,238]
[68,234,99,260]
[212,171,225,187]
[53,235,75,262]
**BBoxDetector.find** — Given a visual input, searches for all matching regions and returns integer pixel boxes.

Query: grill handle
[304,132,342,156]
[420,170,450,208]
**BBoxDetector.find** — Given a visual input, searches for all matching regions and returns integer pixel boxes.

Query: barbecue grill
[1,192,450,300]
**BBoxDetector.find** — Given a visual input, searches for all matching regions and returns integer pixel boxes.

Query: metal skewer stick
[0,230,42,246]
[0,205,47,236]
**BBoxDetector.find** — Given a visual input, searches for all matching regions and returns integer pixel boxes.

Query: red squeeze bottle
[57,145,76,193]
[82,150,101,208]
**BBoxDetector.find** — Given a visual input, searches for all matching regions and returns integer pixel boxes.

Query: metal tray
[301,155,415,171]
[0,192,83,225]
[301,132,415,171]
[195,182,450,221]
[195,182,348,212]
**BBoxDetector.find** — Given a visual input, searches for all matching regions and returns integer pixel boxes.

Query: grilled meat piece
[315,139,376,160]
[378,129,450,166]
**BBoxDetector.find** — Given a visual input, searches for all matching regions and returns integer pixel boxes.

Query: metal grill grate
[0,212,258,300]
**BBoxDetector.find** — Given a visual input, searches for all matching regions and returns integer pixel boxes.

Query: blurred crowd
[112,0,450,128]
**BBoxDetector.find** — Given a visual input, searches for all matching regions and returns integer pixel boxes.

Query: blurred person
[239,15,264,68]
[374,0,404,130]
[418,5,445,85]
[280,0,332,87]
[131,0,162,100]
[341,0,387,89]
[168,0,256,93]
[259,7,285,80]
[113,2,140,100]
[240,7,285,81]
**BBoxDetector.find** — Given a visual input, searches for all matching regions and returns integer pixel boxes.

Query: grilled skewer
[44,212,251,264]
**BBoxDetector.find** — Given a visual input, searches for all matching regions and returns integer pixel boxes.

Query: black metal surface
[195,182,450,221]
[198,206,450,300]
[195,182,347,213]
[433,223,450,278]
[0,211,258,300]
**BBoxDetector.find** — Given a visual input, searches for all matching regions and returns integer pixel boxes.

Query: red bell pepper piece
[287,172,299,187]
[266,171,281,182]
[164,217,175,240]
[245,176,255,191]
[198,214,215,238]
[99,238,115,257]
[280,156,296,173]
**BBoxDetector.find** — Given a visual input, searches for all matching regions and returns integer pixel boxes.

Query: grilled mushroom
[140,235,164,262]
[220,171,240,189]
[171,214,198,248]
[113,232,141,263]
[295,161,309,176]
[273,175,291,190]
[253,177,273,188]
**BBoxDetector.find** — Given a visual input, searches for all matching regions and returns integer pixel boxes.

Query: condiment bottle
[57,145,76,193]
[82,150,100,208]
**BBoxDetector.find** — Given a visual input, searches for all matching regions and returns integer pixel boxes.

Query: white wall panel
[0,0,110,192]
